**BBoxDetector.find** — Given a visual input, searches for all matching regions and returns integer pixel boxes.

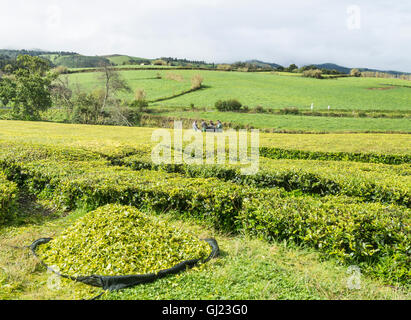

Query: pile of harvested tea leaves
[36,204,212,277]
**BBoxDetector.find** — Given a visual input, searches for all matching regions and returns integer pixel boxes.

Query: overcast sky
[1,0,410,72]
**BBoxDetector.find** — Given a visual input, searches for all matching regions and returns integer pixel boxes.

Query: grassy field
[67,69,411,111]
[0,120,409,300]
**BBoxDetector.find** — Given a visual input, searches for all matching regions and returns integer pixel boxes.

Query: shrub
[259,146,410,165]
[351,68,362,77]
[253,106,265,113]
[280,107,300,115]
[217,64,232,71]
[191,74,204,90]
[215,99,243,112]
[302,69,323,79]
[240,194,410,284]
[0,171,18,223]
[153,59,167,66]
[53,66,69,75]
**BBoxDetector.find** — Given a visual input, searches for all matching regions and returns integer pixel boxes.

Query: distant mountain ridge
[313,63,411,76]
[1,49,410,74]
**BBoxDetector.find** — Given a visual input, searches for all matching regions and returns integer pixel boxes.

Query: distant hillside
[312,63,351,74]
[358,67,411,76]
[51,55,111,68]
[0,49,77,60]
[103,55,152,66]
[1,49,410,74]
[312,63,411,76]
[246,60,283,69]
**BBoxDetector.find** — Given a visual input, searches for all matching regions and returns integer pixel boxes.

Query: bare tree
[97,62,131,112]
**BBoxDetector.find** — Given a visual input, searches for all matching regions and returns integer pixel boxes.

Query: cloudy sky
[1,0,410,72]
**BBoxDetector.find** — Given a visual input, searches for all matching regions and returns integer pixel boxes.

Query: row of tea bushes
[260,147,410,165]
[7,157,248,232]
[240,191,411,284]
[0,171,18,224]
[115,154,410,207]
[1,142,409,284]
[0,141,102,163]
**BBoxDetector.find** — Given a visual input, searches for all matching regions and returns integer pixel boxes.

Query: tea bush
[260,147,410,165]
[239,192,411,284]
[1,141,409,284]
[117,154,410,207]
[36,204,212,277]
[0,171,18,223]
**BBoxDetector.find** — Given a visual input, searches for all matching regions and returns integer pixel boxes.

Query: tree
[97,62,131,112]
[350,68,362,77]
[0,55,56,120]
[287,64,298,72]
[302,69,323,79]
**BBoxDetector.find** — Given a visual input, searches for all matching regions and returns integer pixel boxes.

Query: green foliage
[129,99,148,112]
[351,68,362,77]
[36,204,211,277]
[215,99,243,112]
[0,55,55,120]
[303,69,323,79]
[0,171,18,224]
[0,138,409,285]
[240,193,410,284]
[117,155,410,207]
[260,146,410,165]
[53,55,111,68]
[71,90,107,124]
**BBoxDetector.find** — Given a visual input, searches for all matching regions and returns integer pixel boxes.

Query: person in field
[193,121,199,132]
[201,120,207,132]
[207,121,216,132]
[216,120,223,132]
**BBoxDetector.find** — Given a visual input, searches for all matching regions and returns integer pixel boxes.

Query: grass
[67,69,411,111]
[155,110,411,133]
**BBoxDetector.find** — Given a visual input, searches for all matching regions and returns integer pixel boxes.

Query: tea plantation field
[0,121,409,300]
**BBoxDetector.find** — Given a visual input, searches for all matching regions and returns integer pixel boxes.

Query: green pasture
[67,69,411,111]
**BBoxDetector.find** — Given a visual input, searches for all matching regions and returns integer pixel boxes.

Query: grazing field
[67,69,411,111]
[0,121,409,300]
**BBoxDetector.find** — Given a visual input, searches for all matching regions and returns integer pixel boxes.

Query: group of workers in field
[193,120,223,133]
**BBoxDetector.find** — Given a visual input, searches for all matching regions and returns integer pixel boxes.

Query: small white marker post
[328,106,331,110]
[311,103,314,111]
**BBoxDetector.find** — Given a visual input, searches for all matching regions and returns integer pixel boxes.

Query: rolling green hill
[68,69,411,111]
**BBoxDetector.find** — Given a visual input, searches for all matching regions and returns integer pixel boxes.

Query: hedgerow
[115,154,410,207]
[36,204,212,277]
[239,192,411,284]
[260,147,410,165]
[0,171,18,223]
[0,141,409,284]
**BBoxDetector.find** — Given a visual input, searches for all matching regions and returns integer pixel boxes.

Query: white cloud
[0,0,410,72]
